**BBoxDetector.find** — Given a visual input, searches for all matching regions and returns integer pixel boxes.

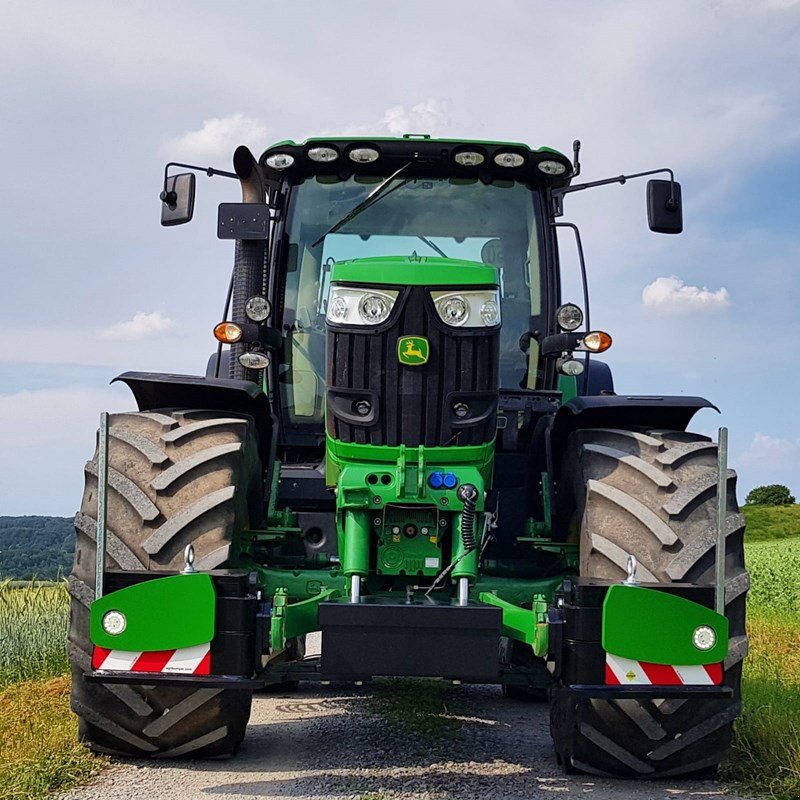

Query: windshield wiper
[417,236,448,258]
[311,162,413,248]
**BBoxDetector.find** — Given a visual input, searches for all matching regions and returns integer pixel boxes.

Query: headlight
[245,295,271,322]
[556,303,583,331]
[265,153,294,169]
[431,289,502,328]
[239,350,270,369]
[326,285,399,326]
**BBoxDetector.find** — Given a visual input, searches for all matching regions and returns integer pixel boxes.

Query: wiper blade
[417,236,448,258]
[311,162,412,248]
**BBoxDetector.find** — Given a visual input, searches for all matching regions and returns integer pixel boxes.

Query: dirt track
[62,682,752,800]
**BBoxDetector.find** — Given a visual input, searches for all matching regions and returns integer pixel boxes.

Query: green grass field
[0,509,798,799]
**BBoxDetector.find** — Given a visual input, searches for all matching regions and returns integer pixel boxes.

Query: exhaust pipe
[229,146,267,381]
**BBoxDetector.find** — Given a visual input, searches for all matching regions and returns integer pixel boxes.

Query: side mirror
[160,173,196,226]
[647,179,683,234]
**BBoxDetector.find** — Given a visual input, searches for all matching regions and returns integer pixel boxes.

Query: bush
[745,484,796,506]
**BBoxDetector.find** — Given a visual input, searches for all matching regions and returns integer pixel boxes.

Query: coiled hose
[458,484,478,553]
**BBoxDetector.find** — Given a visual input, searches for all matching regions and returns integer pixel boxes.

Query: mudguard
[113,370,272,462]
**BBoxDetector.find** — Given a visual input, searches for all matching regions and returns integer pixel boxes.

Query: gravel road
[62,681,752,800]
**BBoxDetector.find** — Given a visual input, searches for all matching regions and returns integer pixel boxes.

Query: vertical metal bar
[457,577,470,606]
[95,412,109,600]
[715,427,728,616]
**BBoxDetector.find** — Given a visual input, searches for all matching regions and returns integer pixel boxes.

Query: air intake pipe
[228,145,266,381]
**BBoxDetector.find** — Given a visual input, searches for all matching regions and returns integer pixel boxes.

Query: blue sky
[1,0,798,515]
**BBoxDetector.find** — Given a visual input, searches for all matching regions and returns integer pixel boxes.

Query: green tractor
[68,135,748,776]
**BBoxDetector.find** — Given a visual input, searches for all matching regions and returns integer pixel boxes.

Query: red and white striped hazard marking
[92,643,211,675]
[605,653,722,686]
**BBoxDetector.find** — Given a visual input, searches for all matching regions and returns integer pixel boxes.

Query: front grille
[327,286,499,447]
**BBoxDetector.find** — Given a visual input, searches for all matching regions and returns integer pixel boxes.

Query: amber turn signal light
[213,322,243,343]
[581,331,613,353]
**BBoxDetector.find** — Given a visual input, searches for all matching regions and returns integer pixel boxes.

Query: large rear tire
[68,410,262,758]
[551,427,748,778]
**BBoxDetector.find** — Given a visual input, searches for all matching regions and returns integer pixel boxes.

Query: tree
[745,484,796,506]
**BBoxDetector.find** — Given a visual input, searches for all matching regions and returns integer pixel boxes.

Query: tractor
[68,134,748,777]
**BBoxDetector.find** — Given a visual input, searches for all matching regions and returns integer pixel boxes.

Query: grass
[0,676,104,800]
[742,503,800,543]
[0,580,103,800]
[0,580,70,688]
[721,536,800,800]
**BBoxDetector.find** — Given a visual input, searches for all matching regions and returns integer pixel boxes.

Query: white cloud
[162,114,269,162]
[342,99,451,137]
[101,312,174,342]
[739,432,800,470]
[641,276,730,313]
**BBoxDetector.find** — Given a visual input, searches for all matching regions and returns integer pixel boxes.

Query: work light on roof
[348,147,380,164]
[493,151,525,168]
[308,146,339,163]
[538,159,567,176]
[266,153,295,170]
[454,150,485,166]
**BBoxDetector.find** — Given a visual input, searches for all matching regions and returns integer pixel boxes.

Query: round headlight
[559,359,585,376]
[556,303,583,331]
[245,295,271,322]
[102,610,126,635]
[454,150,485,166]
[328,296,348,322]
[438,296,469,326]
[693,625,716,651]
[538,159,567,176]
[348,147,380,163]
[265,153,295,170]
[480,299,500,326]
[358,293,391,324]
[308,146,339,163]
[493,151,525,168]
[239,350,270,370]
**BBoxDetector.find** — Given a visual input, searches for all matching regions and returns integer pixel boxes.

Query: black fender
[580,359,614,396]
[547,394,718,479]
[112,371,272,464]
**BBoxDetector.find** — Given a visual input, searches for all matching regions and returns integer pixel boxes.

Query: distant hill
[0,516,74,580]
[742,504,800,543]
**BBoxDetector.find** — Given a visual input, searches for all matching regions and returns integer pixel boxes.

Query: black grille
[327,287,499,447]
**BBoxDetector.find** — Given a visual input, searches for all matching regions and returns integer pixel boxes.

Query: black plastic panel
[319,597,502,681]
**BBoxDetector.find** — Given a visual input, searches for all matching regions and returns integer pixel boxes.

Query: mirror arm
[160,161,238,205]
[553,167,677,207]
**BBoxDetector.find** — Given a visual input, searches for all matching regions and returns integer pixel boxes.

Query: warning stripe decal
[92,643,211,675]
[605,653,722,686]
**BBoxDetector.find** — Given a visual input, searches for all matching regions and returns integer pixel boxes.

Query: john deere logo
[397,336,429,366]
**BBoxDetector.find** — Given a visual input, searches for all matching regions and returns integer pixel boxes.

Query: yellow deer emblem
[397,336,429,366]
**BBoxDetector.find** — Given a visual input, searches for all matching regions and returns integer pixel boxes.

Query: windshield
[279,175,546,431]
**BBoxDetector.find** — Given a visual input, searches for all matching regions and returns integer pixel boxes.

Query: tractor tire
[551,427,748,778]
[68,409,263,758]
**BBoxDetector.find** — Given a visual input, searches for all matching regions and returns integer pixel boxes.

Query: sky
[0,0,798,515]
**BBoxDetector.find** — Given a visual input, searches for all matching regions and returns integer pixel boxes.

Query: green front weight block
[602,584,729,665]
[90,573,216,652]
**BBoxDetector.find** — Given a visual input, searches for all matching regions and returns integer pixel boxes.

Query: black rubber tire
[551,428,748,778]
[68,410,262,758]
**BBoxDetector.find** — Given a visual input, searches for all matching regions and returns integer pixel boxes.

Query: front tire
[551,427,748,778]
[68,410,262,758]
